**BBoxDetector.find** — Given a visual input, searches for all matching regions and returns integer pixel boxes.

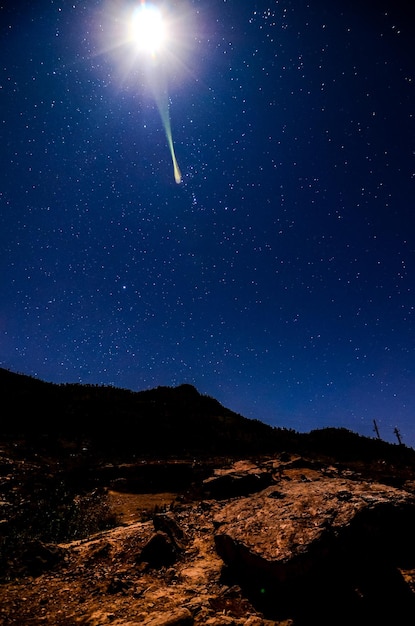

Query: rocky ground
[1,452,415,626]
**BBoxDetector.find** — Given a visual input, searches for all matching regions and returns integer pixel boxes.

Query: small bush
[0,478,118,580]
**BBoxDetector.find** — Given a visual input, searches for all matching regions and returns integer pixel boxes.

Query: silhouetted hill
[1,368,414,466]
[0,368,292,457]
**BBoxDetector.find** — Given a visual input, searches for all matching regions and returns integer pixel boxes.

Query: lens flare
[130,4,166,55]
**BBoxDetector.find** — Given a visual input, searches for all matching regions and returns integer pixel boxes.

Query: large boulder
[214,475,415,624]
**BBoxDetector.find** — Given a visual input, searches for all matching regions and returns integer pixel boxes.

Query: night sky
[1,0,414,446]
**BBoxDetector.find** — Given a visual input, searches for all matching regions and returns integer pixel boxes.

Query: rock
[244,618,270,626]
[106,574,132,594]
[203,617,270,626]
[214,475,415,623]
[202,462,273,499]
[203,618,239,625]
[142,607,193,625]
[0,518,9,534]
[137,531,179,568]
[153,512,188,548]
[21,540,66,576]
[84,611,121,625]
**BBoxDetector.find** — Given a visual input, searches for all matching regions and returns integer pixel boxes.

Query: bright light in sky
[98,0,198,85]
[129,4,167,56]
[97,0,198,183]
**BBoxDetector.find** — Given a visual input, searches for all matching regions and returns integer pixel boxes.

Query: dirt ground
[107,490,178,524]
[0,485,260,626]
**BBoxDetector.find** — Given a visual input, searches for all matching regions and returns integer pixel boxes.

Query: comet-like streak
[154,89,182,184]
[131,3,182,184]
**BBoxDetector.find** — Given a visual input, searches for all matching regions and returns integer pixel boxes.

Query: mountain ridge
[1,367,413,464]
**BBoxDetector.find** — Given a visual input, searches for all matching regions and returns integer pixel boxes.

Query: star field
[1,0,414,446]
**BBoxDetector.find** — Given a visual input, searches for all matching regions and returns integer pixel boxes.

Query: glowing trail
[130,2,182,184]
[154,90,182,184]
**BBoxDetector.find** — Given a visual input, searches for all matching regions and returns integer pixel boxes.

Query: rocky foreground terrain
[1,451,415,626]
[2,369,415,625]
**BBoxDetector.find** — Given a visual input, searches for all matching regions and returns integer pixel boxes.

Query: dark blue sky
[1,0,414,446]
